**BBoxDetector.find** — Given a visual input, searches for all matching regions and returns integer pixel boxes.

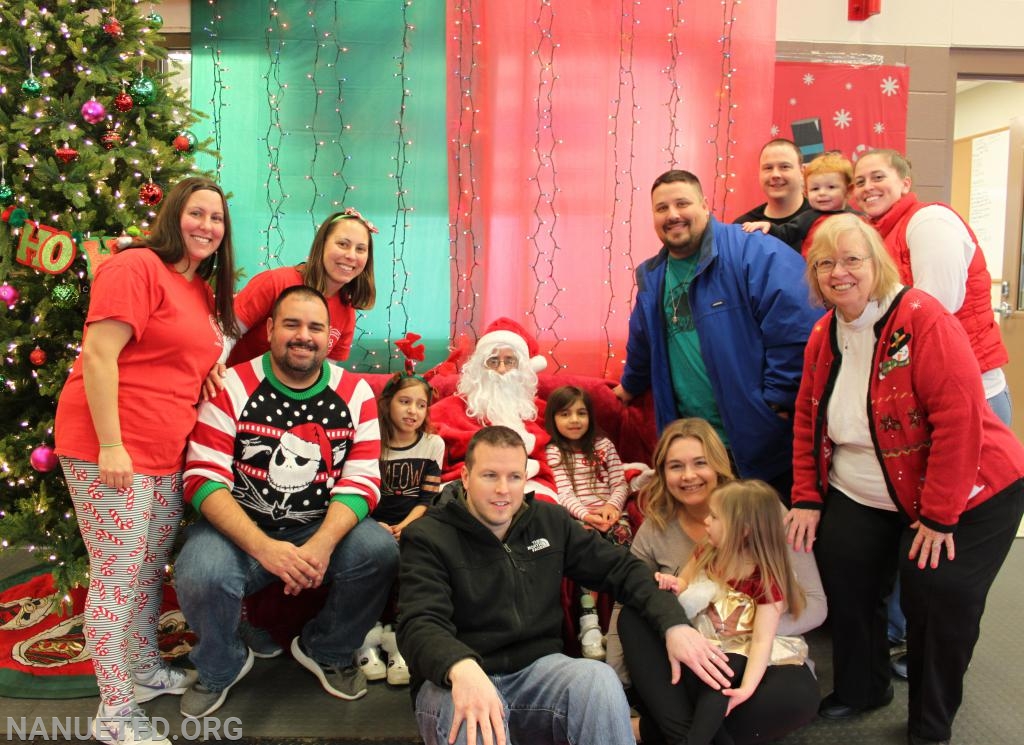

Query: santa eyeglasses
[484,354,519,371]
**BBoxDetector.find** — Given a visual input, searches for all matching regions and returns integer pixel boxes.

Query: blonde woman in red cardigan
[786,213,1024,745]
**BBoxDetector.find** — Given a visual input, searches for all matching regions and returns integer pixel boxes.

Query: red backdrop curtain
[446,0,777,377]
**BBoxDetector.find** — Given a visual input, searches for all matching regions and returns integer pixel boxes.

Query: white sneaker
[356,646,387,681]
[134,665,199,703]
[354,622,386,681]
[92,704,170,745]
[579,613,606,661]
[380,626,410,686]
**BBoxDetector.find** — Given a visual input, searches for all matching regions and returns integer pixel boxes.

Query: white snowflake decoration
[833,109,853,129]
[770,124,780,137]
[845,82,854,91]
[789,97,797,106]
[873,122,885,134]
[880,76,900,96]
[802,73,815,86]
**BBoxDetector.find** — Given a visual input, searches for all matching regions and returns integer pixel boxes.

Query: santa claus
[430,318,557,499]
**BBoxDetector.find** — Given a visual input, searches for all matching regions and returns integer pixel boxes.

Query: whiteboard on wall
[969,129,1010,276]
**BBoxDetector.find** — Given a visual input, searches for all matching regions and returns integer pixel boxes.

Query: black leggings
[618,606,818,745]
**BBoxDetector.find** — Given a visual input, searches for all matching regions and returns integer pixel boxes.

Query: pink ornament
[81,99,107,125]
[30,444,59,473]
[0,283,19,307]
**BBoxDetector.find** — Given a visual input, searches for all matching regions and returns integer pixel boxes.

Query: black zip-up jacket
[397,486,689,698]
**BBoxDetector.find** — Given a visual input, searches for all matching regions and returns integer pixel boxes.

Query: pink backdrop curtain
[446,0,777,377]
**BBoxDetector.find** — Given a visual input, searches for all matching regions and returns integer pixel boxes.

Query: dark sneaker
[291,636,367,700]
[180,648,254,719]
[134,665,199,703]
[238,620,284,659]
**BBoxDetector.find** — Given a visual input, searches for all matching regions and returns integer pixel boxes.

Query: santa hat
[476,317,548,373]
[280,423,336,489]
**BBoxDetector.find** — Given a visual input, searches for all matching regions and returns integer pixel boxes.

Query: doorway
[951,79,1024,443]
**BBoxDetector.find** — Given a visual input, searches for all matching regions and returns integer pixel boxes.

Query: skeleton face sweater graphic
[184,356,382,530]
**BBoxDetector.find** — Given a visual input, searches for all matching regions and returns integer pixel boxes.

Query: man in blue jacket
[612,169,821,501]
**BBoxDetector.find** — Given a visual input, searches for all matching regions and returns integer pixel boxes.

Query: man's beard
[459,367,539,435]
[274,340,323,378]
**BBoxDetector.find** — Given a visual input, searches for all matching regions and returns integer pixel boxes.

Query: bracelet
[99,441,123,448]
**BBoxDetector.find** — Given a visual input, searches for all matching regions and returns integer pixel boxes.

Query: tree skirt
[0,567,194,699]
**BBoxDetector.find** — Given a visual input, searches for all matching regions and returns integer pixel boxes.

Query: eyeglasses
[814,255,871,274]
[485,355,519,370]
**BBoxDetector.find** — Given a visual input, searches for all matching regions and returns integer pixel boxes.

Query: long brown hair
[300,211,376,309]
[544,386,601,494]
[695,480,805,617]
[131,176,239,337]
[638,418,734,531]
[377,374,434,453]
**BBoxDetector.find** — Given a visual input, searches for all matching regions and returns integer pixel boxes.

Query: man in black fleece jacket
[398,426,733,745]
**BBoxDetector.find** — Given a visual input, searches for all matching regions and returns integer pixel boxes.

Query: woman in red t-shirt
[224,208,377,367]
[54,177,239,742]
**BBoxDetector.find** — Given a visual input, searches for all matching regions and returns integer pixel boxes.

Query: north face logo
[526,538,551,553]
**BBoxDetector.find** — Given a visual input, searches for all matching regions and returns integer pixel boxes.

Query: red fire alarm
[849,0,881,21]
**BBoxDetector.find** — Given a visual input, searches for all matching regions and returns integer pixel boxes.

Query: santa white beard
[458,365,539,447]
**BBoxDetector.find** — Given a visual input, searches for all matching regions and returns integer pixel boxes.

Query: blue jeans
[175,517,398,690]
[987,387,1013,427]
[415,653,633,745]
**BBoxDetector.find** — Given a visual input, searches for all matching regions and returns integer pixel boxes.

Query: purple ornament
[30,444,59,473]
[81,99,107,125]
[0,283,19,307]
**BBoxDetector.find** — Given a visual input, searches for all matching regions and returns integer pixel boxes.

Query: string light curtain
[446,0,776,376]
[190,0,450,371]
[190,1,775,376]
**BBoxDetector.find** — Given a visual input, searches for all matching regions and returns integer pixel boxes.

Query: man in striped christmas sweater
[174,286,399,718]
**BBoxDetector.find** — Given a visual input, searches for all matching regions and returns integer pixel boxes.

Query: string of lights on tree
[0,0,209,589]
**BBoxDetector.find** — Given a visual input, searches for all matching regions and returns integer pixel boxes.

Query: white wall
[955,82,1024,139]
[777,0,1024,48]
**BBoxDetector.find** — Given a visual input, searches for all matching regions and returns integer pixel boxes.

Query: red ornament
[101,130,122,150]
[103,19,124,38]
[55,144,79,164]
[114,92,133,112]
[30,444,59,473]
[29,346,47,366]
[173,135,192,152]
[139,182,163,206]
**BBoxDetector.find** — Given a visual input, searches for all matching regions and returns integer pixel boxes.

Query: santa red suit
[430,318,557,500]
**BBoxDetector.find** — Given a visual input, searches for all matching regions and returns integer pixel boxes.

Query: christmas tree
[0,1,210,592]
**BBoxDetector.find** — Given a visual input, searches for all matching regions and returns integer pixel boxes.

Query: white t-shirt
[906,205,1006,398]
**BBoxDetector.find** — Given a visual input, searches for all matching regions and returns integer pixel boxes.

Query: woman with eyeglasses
[785,213,1024,745]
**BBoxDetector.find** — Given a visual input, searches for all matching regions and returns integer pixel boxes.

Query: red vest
[872,194,1008,373]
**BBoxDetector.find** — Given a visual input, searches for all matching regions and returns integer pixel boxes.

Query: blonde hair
[804,213,902,307]
[694,480,806,617]
[804,153,853,190]
[639,418,734,531]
